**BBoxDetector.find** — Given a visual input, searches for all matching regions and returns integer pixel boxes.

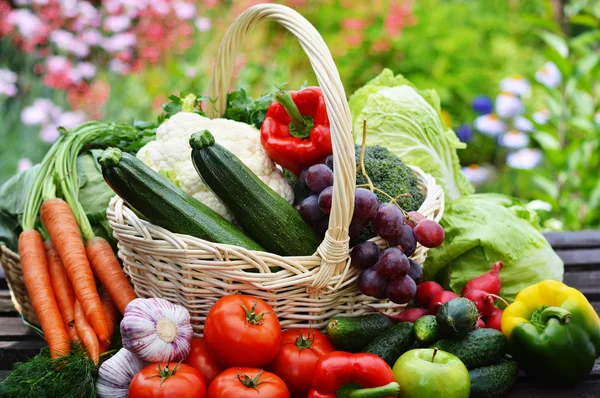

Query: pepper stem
[274,90,314,138]
[340,382,401,398]
[541,306,572,325]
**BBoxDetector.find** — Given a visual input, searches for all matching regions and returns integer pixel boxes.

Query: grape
[414,219,445,248]
[357,267,387,299]
[318,186,333,214]
[305,164,334,194]
[386,276,417,304]
[349,216,369,238]
[373,204,404,240]
[350,241,380,270]
[388,224,417,257]
[298,195,326,222]
[405,211,425,229]
[298,168,309,189]
[377,247,409,280]
[354,188,379,220]
[323,154,334,170]
[408,259,423,284]
[313,217,329,238]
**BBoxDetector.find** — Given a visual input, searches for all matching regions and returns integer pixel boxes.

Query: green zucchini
[98,147,263,251]
[189,130,320,256]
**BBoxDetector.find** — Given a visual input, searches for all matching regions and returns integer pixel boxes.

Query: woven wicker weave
[1,4,445,333]
[0,245,39,325]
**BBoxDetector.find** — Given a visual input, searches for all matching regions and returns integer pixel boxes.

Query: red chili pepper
[260,87,332,175]
[308,352,400,398]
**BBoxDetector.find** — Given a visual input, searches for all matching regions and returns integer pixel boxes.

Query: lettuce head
[349,69,473,200]
[424,194,564,301]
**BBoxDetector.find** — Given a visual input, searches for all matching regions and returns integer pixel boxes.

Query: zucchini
[98,147,263,251]
[189,130,320,256]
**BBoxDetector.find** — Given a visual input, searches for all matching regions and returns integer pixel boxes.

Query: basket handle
[206,4,355,288]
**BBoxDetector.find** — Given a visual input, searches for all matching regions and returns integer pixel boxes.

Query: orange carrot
[45,239,79,343]
[40,198,110,345]
[86,236,137,315]
[74,300,99,364]
[18,229,70,359]
[99,287,120,353]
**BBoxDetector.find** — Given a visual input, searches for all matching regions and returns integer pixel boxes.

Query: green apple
[393,348,470,398]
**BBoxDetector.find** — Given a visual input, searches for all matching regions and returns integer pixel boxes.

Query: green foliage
[222,89,275,128]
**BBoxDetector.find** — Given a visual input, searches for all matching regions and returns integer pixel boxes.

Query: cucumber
[189,130,320,256]
[98,148,263,251]
[414,315,440,345]
[326,313,394,352]
[432,328,507,369]
[436,298,479,337]
[469,360,519,398]
[363,322,415,366]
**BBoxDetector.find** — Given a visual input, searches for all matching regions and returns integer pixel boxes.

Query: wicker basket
[0,3,445,332]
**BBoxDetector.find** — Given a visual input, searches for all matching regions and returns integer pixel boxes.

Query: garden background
[1,0,599,231]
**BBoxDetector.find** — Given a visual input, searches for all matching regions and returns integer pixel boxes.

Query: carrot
[45,239,79,343]
[18,229,70,359]
[74,300,99,364]
[86,236,137,315]
[99,287,120,353]
[40,198,110,345]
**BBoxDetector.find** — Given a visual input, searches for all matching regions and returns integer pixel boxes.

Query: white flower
[514,116,535,132]
[499,130,529,149]
[151,0,171,15]
[500,75,531,97]
[195,16,211,32]
[495,92,523,119]
[175,2,196,19]
[0,68,18,97]
[526,200,552,212]
[594,110,600,125]
[185,66,197,78]
[535,62,561,89]
[33,0,49,5]
[21,99,55,126]
[102,33,136,52]
[104,15,131,32]
[7,9,44,39]
[506,148,543,169]
[17,158,34,172]
[462,164,491,185]
[544,218,563,231]
[75,62,96,79]
[76,1,100,25]
[80,29,103,46]
[60,0,78,17]
[49,29,75,50]
[109,59,131,75]
[474,114,506,137]
[40,124,60,144]
[46,56,70,73]
[57,111,86,128]
[532,108,550,125]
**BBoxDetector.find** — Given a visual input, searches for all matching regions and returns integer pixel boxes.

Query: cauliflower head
[137,112,294,221]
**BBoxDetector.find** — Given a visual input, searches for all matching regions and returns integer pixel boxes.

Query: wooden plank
[0,318,40,341]
[564,270,600,298]
[0,369,9,380]
[0,289,18,315]
[0,341,46,370]
[544,230,600,249]
[508,379,600,397]
[556,249,600,268]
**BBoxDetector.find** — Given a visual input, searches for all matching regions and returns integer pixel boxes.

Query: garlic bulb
[97,348,147,398]
[121,297,193,362]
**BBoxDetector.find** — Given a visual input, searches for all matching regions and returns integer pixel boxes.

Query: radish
[463,289,496,317]
[415,281,444,307]
[461,260,504,296]
[395,307,429,323]
[428,290,459,314]
[484,308,503,331]
[476,318,486,329]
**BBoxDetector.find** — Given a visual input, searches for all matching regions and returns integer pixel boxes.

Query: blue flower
[471,95,493,115]
[456,124,473,143]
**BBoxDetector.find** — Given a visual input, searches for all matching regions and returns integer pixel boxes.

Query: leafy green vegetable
[222,88,274,128]
[349,69,474,200]
[0,165,40,252]
[424,194,564,301]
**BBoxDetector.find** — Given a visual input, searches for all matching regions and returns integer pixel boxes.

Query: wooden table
[1,230,599,396]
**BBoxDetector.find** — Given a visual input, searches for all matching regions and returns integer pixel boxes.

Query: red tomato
[207,367,289,398]
[128,362,206,398]
[267,328,334,398]
[204,295,281,368]
[184,338,224,386]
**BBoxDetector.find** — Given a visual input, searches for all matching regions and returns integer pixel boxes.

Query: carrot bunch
[18,123,137,363]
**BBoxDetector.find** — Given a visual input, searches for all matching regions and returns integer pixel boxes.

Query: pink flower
[46,55,70,74]
[102,32,136,52]
[203,0,220,8]
[21,99,54,126]
[150,0,170,15]
[342,18,366,30]
[109,59,130,75]
[80,29,103,46]
[174,2,196,20]
[0,68,18,97]
[56,110,86,128]
[195,16,211,31]
[104,15,131,32]
[345,32,363,47]
[7,9,44,39]
[75,62,96,79]
[40,124,60,144]
[17,158,34,172]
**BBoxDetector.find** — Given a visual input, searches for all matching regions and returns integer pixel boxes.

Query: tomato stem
[146,362,181,386]
[295,330,315,350]
[237,370,267,390]
[240,301,272,325]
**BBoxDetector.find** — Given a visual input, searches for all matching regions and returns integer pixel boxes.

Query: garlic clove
[97,348,148,398]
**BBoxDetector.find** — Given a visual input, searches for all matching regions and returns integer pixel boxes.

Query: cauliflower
[137,111,294,221]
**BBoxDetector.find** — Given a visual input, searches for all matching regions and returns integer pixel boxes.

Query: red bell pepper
[260,87,332,175]
[308,352,400,398]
